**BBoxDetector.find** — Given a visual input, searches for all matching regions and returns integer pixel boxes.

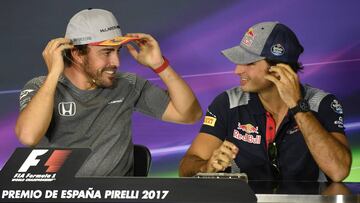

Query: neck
[258,85,287,116]
[63,66,97,90]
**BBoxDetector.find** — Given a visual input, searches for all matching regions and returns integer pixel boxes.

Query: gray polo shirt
[19,72,170,177]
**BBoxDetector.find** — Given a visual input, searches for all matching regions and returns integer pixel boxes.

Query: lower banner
[0,148,257,203]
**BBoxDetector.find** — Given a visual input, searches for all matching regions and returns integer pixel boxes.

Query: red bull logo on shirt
[233,122,261,145]
[237,123,259,134]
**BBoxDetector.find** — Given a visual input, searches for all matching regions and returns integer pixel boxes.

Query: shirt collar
[248,93,266,115]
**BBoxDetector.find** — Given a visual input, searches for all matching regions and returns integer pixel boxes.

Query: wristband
[153,56,169,74]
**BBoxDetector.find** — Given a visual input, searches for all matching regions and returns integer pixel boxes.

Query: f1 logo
[18,149,71,173]
[18,150,47,172]
[58,102,76,116]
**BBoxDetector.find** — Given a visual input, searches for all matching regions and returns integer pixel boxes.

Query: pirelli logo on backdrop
[203,116,217,127]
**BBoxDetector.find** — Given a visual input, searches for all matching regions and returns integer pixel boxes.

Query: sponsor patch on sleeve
[331,99,343,114]
[334,116,344,129]
[203,116,217,127]
[20,89,34,100]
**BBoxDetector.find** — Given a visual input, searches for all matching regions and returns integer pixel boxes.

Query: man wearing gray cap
[15,8,202,176]
[179,22,351,182]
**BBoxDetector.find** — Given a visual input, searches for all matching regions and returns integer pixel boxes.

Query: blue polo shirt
[200,84,345,181]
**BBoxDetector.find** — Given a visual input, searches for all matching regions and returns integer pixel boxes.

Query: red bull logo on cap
[242,28,256,47]
[247,29,255,38]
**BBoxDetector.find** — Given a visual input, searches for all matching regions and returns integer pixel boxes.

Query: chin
[240,85,258,93]
[240,85,250,92]
[96,76,116,87]
[100,82,114,88]
[102,78,117,88]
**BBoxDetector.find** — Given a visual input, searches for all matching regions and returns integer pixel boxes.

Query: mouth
[104,70,116,75]
[240,76,249,86]
[240,76,248,81]
[102,68,117,76]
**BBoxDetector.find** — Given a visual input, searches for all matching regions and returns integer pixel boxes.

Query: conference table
[2,177,359,203]
[249,180,359,202]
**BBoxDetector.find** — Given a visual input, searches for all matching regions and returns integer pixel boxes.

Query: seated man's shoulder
[116,72,142,85]
[224,86,250,109]
[25,76,47,86]
[303,84,338,111]
[209,87,250,110]
[303,85,330,99]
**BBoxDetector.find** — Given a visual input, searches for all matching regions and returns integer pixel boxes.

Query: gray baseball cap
[222,22,304,65]
[65,8,138,46]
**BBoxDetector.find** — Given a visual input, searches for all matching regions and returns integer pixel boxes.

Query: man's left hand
[125,33,164,69]
[264,63,301,108]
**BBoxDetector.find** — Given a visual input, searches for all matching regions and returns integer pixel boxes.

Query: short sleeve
[19,76,45,111]
[134,76,170,120]
[200,92,229,141]
[316,94,345,134]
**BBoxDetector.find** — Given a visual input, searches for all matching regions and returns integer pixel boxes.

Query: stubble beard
[82,58,117,88]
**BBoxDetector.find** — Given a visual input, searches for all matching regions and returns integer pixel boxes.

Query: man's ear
[71,49,85,65]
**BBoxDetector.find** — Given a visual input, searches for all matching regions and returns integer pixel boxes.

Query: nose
[234,64,246,75]
[110,53,120,67]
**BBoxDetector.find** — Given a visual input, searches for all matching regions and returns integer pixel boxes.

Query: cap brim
[89,36,139,46]
[221,45,265,65]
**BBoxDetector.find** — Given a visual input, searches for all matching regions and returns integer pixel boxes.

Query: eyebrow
[98,47,116,52]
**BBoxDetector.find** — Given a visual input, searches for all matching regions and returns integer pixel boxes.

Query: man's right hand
[16,38,73,147]
[203,140,239,173]
[42,38,73,75]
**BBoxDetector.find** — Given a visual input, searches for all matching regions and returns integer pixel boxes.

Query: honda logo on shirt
[58,102,76,116]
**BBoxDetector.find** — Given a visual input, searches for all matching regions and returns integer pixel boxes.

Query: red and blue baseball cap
[222,22,304,65]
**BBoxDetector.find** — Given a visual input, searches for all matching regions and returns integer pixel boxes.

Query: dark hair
[63,45,89,67]
[265,58,304,73]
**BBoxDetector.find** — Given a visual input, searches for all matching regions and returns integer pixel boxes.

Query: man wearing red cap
[15,8,202,176]
[179,22,351,182]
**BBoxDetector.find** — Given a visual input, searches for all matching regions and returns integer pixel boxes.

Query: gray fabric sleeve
[134,77,170,120]
[19,76,46,111]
